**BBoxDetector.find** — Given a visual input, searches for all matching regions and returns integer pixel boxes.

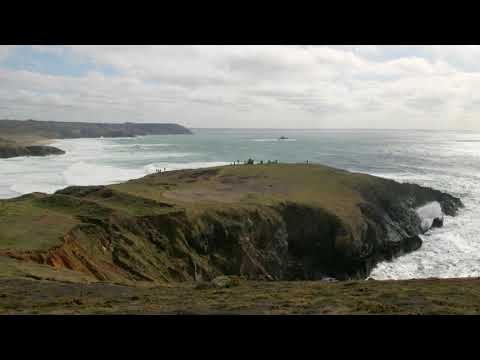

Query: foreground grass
[1,277,480,314]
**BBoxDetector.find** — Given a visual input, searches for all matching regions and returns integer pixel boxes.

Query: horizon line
[0,119,476,132]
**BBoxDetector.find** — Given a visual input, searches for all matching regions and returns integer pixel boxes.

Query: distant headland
[0,119,192,159]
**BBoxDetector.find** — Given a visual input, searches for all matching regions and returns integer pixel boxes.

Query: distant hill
[0,119,192,158]
[0,119,192,141]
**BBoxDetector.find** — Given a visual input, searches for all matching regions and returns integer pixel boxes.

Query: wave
[370,180,480,280]
[10,183,64,196]
[416,201,443,231]
[63,161,146,186]
[61,161,231,188]
[1,160,231,199]
[361,171,435,183]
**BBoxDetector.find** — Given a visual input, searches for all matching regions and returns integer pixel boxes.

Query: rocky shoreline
[0,144,66,159]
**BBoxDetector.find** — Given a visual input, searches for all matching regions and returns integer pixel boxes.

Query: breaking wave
[416,202,443,232]
[63,161,146,186]
[0,137,230,197]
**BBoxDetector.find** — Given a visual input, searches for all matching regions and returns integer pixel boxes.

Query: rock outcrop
[0,144,66,158]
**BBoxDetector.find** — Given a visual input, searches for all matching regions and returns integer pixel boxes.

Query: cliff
[0,163,463,284]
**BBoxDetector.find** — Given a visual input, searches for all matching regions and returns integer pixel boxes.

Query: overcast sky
[1,45,480,129]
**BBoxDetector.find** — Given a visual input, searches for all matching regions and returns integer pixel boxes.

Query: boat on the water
[279,136,288,140]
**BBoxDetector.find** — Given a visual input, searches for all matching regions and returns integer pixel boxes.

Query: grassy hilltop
[0,163,462,284]
[0,163,473,314]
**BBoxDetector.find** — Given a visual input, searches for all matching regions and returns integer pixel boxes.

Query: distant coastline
[0,119,192,159]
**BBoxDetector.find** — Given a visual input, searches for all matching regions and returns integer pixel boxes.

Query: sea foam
[0,137,231,198]
[416,201,443,232]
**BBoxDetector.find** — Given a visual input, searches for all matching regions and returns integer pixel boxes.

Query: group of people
[231,159,277,165]
[152,160,311,172]
[230,159,310,165]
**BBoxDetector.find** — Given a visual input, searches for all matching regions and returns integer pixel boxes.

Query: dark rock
[25,145,65,156]
[432,217,444,228]
[0,144,65,158]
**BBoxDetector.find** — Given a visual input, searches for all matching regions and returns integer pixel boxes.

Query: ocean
[0,128,479,280]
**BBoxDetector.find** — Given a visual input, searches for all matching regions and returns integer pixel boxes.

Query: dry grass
[1,277,480,314]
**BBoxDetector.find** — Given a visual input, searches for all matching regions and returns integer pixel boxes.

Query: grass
[0,163,459,288]
[0,256,96,283]
[1,277,480,314]
[0,164,371,286]
[0,137,15,146]
[0,163,469,314]
[0,186,177,252]
[0,195,79,251]
[0,163,438,256]
[0,134,51,147]
[110,164,375,241]
[112,163,367,218]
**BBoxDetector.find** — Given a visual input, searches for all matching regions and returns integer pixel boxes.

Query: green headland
[0,162,473,314]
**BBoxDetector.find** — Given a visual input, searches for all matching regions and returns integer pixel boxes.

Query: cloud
[404,96,447,112]
[1,45,480,129]
[0,45,15,62]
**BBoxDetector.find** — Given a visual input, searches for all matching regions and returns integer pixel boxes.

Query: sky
[1,45,480,129]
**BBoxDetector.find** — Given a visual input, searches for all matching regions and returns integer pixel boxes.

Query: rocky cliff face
[0,165,463,283]
[0,144,65,158]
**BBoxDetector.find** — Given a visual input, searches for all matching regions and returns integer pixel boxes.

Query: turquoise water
[1,128,480,279]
